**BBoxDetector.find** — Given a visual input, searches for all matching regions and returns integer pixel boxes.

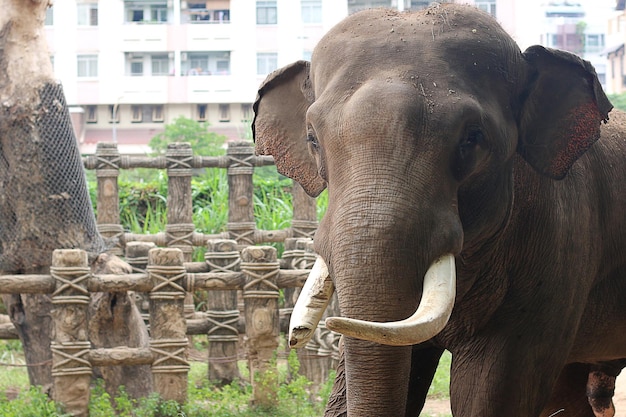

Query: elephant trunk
[326,254,456,345]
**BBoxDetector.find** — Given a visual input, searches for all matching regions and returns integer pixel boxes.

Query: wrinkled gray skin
[254,4,626,417]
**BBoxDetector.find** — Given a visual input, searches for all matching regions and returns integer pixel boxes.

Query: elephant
[253,3,626,417]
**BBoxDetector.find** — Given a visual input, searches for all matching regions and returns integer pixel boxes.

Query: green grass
[0,341,451,416]
[429,350,452,398]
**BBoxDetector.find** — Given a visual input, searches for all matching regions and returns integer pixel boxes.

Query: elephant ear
[253,61,326,197]
[518,45,613,179]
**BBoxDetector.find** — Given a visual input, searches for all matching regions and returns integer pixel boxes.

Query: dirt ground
[422,373,626,416]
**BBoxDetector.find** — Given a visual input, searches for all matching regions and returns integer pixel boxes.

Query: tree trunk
[0,0,151,399]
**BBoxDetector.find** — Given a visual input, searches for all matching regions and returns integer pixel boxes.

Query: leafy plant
[608,93,626,112]
[149,116,227,156]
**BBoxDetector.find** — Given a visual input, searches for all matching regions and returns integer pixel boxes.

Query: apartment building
[45,1,614,153]
[45,1,347,153]
[605,1,626,94]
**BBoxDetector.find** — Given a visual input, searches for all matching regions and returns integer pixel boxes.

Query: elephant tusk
[325,254,456,346]
[288,256,335,349]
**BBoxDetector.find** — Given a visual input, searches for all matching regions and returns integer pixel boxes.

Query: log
[165,143,196,319]
[0,274,55,294]
[50,250,92,417]
[227,142,256,246]
[0,322,18,339]
[95,143,123,255]
[88,347,153,367]
[205,239,241,385]
[148,248,189,403]
[126,241,156,325]
[241,246,280,407]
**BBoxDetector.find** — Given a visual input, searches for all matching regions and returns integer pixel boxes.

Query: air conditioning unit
[181,52,188,61]
[168,52,174,59]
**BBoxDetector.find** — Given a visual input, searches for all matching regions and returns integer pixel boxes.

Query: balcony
[119,76,170,104]
[181,1,230,24]
[120,25,168,52]
[124,0,171,24]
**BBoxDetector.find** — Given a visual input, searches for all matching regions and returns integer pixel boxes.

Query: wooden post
[165,143,195,319]
[50,249,92,417]
[291,182,318,239]
[227,142,256,247]
[148,248,189,403]
[205,239,241,385]
[126,241,157,326]
[95,142,123,256]
[241,246,280,408]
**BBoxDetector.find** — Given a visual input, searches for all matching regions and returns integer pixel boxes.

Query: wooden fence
[0,141,340,415]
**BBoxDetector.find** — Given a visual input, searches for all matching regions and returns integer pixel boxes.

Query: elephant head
[254,4,611,416]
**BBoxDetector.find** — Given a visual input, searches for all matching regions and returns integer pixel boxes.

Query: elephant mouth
[288,254,456,347]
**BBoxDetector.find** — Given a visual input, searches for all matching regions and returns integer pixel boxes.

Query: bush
[149,117,227,157]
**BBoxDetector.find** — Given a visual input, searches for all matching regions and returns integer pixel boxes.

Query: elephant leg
[449,338,566,416]
[541,363,595,417]
[405,345,445,417]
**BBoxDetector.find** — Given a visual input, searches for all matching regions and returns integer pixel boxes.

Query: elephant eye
[453,127,487,181]
[307,131,320,151]
[459,128,484,160]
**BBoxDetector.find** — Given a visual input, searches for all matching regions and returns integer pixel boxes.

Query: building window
[131,105,143,123]
[152,105,164,122]
[405,0,430,11]
[216,60,230,75]
[219,104,230,122]
[241,104,252,122]
[77,3,98,26]
[257,53,278,75]
[77,54,98,78]
[197,104,208,122]
[109,105,121,123]
[475,0,496,17]
[184,2,230,23]
[302,0,322,24]
[125,1,168,23]
[151,5,168,22]
[131,105,164,123]
[45,6,54,25]
[257,1,277,25]
[182,51,231,75]
[585,34,605,53]
[348,0,390,15]
[86,105,97,123]
[151,55,170,75]
[131,60,144,76]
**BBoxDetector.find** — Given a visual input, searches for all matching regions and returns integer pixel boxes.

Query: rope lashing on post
[166,149,193,177]
[51,341,92,377]
[282,248,305,269]
[150,338,190,374]
[291,220,318,239]
[242,262,280,299]
[166,223,195,248]
[206,309,240,343]
[148,265,186,300]
[228,222,256,246]
[204,250,241,273]
[50,266,91,305]
[227,146,255,175]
